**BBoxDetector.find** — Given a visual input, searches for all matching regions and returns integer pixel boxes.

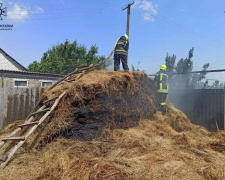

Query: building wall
[0,73,61,130]
[0,77,57,88]
[0,51,25,71]
[0,77,3,88]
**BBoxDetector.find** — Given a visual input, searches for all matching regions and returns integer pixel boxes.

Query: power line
[8,7,91,12]
[4,9,105,20]
[7,8,99,15]
[6,1,115,16]
[4,2,62,6]
[136,17,217,49]
[132,11,225,48]
[156,14,225,47]
[4,7,105,20]
[154,16,225,48]
[4,16,79,21]
[7,0,121,12]
[207,62,225,69]
[8,12,71,16]
[148,68,225,76]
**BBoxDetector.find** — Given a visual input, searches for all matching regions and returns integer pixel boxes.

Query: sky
[1,0,225,84]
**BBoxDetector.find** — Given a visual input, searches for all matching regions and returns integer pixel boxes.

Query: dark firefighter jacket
[114,36,129,55]
[154,70,168,93]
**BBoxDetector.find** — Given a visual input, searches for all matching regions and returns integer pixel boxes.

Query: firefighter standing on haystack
[154,65,168,113]
[114,34,129,71]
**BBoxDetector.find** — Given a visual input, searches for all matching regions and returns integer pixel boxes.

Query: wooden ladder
[0,39,119,169]
[0,91,66,169]
[0,69,87,169]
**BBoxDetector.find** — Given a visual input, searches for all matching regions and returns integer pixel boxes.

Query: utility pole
[122,1,135,63]
[224,82,225,130]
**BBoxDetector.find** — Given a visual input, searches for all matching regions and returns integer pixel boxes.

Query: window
[14,79,29,87]
[41,81,53,87]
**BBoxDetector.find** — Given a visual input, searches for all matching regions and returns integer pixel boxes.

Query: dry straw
[0,71,225,180]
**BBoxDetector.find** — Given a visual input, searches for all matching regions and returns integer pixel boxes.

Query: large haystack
[0,70,225,180]
[35,71,160,146]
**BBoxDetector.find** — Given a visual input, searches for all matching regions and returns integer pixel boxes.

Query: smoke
[168,72,224,131]
[104,58,114,71]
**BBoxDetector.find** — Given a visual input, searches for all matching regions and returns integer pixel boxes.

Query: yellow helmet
[160,65,167,71]
[123,34,129,40]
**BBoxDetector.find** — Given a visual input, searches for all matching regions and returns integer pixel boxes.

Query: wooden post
[126,5,131,63]
[224,82,225,130]
[126,5,131,38]
[123,1,135,64]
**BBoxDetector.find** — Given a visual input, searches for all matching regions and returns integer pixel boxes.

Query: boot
[124,69,130,74]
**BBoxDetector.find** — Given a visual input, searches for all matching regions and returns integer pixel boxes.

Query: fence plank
[169,89,224,131]
[0,88,41,130]
[0,89,3,130]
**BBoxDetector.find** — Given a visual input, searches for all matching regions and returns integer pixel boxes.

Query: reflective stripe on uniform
[115,49,127,52]
[160,74,163,81]
[158,73,168,93]
[117,42,126,45]
[160,73,167,81]
[157,89,168,93]
[160,83,163,91]
[116,40,127,46]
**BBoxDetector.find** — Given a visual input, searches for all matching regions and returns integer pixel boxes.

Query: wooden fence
[169,89,224,131]
[0,88,41,130]
[0,87,224,132]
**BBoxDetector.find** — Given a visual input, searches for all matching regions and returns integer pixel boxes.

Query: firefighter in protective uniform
[114,34,129,71]
[154,65,168,113]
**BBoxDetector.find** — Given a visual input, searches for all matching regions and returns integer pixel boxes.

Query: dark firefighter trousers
[114,54,129,71]
[157,93,167,112]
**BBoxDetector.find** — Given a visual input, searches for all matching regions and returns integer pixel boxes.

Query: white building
[0,48,62,88]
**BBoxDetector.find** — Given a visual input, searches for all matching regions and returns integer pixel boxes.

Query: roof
[0,69,64,80]
[0,48,27,71]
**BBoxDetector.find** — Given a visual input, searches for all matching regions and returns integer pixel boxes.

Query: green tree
[28,40,105,74]
[131,61,145,72]
[165,53,176,73]
[165,47,210,89]
[28,60,40,72]
[201,79,224,89]
[165,53,176,86]
[131,61,140,71]
[189,63,209,88]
